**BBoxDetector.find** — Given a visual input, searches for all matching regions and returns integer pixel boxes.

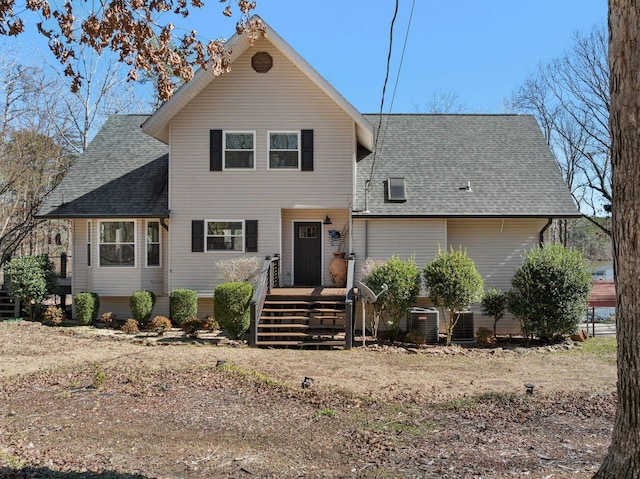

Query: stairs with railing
[256,294,346,348]
[249,253,356,349]
[0,289,19,320]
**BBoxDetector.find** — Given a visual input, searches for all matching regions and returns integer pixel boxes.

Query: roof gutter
[539,218,553,245]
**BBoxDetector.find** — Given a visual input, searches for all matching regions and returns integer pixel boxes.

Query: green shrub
[480,288,507,337]
[423,247,484,346]
[4,255,58,320]
[129,290,155,325]
[146,315,172,336]
[91,292,100,323]
[505,289,533,343]
[75,292,98,325]
[510,244,591,342]
[214,282,253,339]
[170,289,198,326]
[362,255,421,341]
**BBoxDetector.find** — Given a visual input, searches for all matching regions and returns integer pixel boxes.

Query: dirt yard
[0,321,617,478]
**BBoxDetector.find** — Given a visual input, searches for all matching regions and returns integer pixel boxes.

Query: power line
[367,0,416,187]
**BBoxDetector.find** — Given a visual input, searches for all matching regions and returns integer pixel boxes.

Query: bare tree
[0,130,73,266]
[43,45,148,154]
[0,58,74,267]
[594,3,640,477]
[0,0,264,101]
[512,25,611,236]
[414,90,466,113]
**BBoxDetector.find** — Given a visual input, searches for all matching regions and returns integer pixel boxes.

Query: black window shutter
[192,220,204,252]
[301,129,314,171]
[210,130,223,171]
[245,220,258,252]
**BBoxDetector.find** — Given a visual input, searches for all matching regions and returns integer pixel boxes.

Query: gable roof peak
[142,16,373,150]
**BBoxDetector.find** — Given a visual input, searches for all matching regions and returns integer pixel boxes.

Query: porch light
[323,215,332,225]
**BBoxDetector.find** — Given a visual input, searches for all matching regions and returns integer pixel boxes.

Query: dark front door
[294,221,322,285]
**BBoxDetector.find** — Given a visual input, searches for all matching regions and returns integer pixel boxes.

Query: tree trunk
[594,2,640,477]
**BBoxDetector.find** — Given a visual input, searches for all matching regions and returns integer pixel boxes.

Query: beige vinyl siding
[91,296,170,321]
[351,218,447,280]
[447,218,547,334]
[351,218,446,331]
[168,37,357,293]
[281,208,350,287]
[72,219,89,294]
[74,219,168,298]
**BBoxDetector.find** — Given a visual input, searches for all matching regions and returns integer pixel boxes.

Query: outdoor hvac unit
[452,310,475,342]
[409,307,439,344]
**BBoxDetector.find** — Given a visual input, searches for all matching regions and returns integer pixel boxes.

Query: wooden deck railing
[249,254,280,347]
[344,253,356,350]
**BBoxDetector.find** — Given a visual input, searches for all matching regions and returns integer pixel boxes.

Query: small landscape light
[525,383,535,395]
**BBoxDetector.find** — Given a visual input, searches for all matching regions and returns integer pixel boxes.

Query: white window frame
[205,220,245,253]
[223,131,256,170]
[267,131,301,170]
[98,219,137,268]
[87,219,92,267]
[145,220,161,268]
[388,177,407,201]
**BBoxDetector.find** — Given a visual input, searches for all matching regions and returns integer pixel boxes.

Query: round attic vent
[252,52,273,73]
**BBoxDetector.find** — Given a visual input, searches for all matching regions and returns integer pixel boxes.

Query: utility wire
[367,0,416,185]
[368,0,399,184]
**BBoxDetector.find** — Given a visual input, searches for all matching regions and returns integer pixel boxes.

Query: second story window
[224,132,255,169]
[269,132,300,169]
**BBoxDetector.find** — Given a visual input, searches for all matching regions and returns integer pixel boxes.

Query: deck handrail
[249,254,280,347]
[344,253,356,350]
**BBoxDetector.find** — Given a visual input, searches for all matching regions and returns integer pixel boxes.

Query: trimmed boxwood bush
[214,282,253,340]
[129,290,155,325]
[170,289,197,326]
[75,292,98,325]
[363,255,421,341]
[423,247,484,346]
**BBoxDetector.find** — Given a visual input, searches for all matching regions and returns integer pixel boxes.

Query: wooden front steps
[0,289,19,320]
[257,292,346,349]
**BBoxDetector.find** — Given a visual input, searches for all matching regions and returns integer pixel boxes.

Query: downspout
[364,219,369,258]
[539,218,553,245]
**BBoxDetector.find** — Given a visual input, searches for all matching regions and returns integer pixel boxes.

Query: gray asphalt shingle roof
[355,114,579,217]
[39,113,577,219]
[38,115,169,218]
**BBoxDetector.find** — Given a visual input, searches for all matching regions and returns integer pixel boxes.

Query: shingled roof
[38,114,169,218]
[355,114,580,218]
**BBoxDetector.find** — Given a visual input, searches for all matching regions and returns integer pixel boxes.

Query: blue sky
[8,1,606,114]
[174,0,607,114]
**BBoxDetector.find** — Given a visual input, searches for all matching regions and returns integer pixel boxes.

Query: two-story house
[38,17,580,345]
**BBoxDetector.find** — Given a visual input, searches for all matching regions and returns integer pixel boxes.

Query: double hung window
[224,132,255,169]
[269,132,300,169]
